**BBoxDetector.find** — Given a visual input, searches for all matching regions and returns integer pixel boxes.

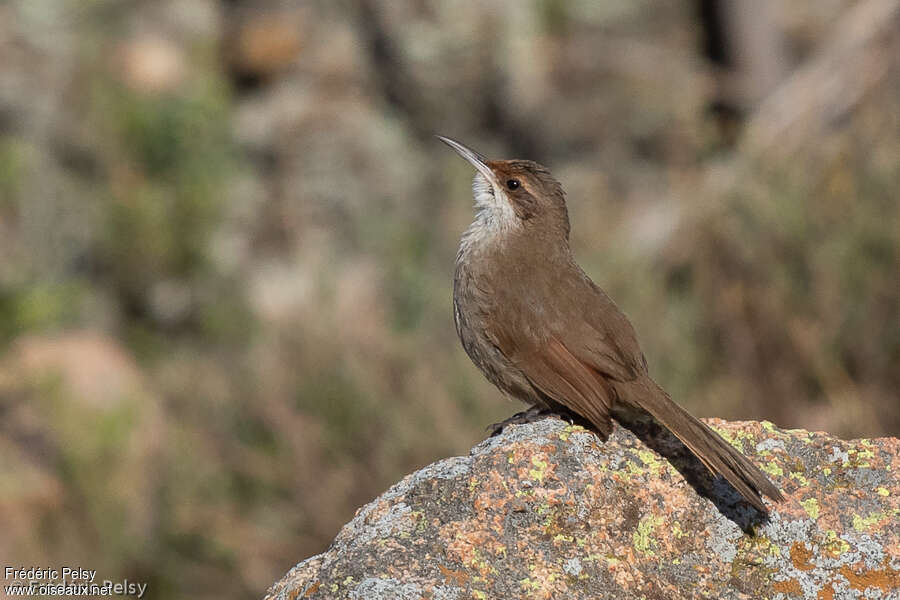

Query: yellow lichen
[800,498,820,519]
[789,472,810,486]
[519,577,540,591]
[558,424,584,442]
[633,515,663,555]
[851,513,882,532]
[761,461,784,477]
[824,530,850,557]
[529,456,548,482]
[714,426,755,451]
[637,449,664,473]
[625,461,646,477]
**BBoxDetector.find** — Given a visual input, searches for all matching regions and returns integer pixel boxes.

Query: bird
[438,135,784,513]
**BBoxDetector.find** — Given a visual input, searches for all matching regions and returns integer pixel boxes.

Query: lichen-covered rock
[265,419,899,599]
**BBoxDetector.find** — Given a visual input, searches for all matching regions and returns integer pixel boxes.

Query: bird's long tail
[613,376,785,513]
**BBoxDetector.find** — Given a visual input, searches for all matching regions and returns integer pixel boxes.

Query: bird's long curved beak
[437,135,496,184]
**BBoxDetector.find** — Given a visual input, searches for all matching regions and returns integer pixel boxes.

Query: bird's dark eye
[506,179,520,190]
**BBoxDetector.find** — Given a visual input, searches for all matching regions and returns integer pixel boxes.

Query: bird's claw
[488,407,574,436]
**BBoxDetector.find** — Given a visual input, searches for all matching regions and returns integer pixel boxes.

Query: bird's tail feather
[614,376,785,513]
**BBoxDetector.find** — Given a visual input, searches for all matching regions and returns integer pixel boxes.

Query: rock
[265,418,900,599]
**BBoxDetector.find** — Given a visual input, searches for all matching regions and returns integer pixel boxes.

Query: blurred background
[1,0,898,597]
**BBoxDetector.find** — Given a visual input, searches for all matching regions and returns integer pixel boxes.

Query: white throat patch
[458,172,517,259]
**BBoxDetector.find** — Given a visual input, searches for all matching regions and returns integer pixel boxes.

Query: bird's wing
[563,331,640,383]
[502,334,616,436]
[559,273,647,382]
[481,263,645,434]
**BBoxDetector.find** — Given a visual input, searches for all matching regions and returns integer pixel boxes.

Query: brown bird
[439,135,784,513]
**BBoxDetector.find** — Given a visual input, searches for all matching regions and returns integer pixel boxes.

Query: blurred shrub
[90,77,242,341]
[656,92,900,435]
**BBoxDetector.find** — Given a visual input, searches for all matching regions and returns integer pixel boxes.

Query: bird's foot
[488,407,575,437]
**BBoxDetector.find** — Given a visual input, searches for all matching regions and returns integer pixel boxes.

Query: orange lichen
[438,564,469,587]
[773,578,802,594]
[838,564,900,592]
[790,542,815,571]
[302,581,319,598]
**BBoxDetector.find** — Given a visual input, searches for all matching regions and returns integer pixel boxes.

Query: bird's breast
[452,257,541,404]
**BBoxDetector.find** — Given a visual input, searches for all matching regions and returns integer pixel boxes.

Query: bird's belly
[453,295,542,406]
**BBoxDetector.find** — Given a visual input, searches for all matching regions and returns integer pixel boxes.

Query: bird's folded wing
[512,337,615,436]
[564,334,640,383]
[562,275,648,382]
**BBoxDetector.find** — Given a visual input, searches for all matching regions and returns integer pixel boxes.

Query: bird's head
[438,136,570,242]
